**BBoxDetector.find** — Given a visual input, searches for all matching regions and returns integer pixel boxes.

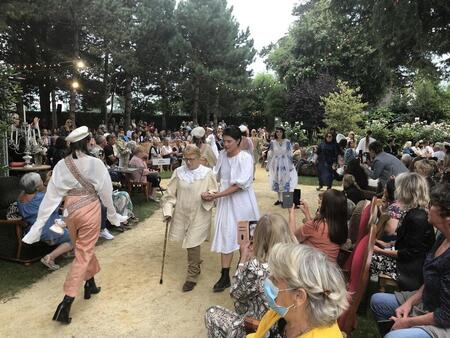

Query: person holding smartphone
[205,214,297,338]
[288,189,348,262]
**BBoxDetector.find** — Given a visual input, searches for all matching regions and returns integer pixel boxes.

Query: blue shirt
[422,234,450,328]
[18,192,70,245]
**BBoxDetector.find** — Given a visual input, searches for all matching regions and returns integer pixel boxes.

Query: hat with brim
[239,125,248,133]
[66,126,89,143]
[191,126,205,138]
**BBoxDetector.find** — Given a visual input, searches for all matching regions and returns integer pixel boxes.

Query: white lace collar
[176,165,210,183]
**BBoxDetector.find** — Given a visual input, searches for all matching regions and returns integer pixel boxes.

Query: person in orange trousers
[23,126,127,324]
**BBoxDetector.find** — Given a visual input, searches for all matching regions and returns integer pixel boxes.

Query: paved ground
[0,167,319,337]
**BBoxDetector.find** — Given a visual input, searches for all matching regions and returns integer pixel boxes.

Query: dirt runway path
[0,167,319,337]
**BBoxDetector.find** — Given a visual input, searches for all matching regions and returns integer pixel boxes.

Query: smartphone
[359,150,363,163]
[363,152,369,164]
[237,220,258,244]
[293,189,301,207]
[282,192,293,209]
[377,320,394,336]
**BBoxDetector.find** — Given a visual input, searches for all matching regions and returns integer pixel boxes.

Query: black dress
[396,207,436,291]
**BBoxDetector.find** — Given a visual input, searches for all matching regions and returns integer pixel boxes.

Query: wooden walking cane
[160,218,170,284]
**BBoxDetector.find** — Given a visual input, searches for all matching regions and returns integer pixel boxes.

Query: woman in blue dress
[17,172,72,270]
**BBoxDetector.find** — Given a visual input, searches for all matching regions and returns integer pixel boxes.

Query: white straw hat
[191,126,206,138]
[65,126,89,143]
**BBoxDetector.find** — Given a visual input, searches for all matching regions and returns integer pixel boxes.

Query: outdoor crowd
[8,114,450,338]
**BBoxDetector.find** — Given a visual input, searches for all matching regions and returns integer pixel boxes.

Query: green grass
[0,192,159,301]
[299,175,341,187]
[159,170,173,180]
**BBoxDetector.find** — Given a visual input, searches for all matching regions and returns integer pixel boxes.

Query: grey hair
[20,173,43,194]
[395,172,429,209]
[268,243,348,328]
[401,154,412,168]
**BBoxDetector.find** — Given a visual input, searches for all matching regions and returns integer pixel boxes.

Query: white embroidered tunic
[161,165,218,249]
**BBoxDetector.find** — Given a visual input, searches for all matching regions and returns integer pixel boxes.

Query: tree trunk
[102,51,109,123]
[213,89,219,127]
[205,92,210,125]
[51,90,57,131]
[69,5,80,125]
[161,89,168,131]
[16,99,24,122]
[192,76,199,125]
[124,74,132,129]
[39,82,51,127]
[109,78,116,121]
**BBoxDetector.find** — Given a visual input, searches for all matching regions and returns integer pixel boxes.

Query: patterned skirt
[370,253,398,280]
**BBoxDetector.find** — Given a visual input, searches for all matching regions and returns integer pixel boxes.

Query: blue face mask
[263,278,296,317]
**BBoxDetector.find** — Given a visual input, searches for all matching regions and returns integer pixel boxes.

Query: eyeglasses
[183,157,198,162]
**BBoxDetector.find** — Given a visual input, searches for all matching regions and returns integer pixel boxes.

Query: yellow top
[247,309,343,338]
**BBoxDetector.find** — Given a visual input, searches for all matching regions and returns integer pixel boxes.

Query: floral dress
[267,139,298,192]
[370,209,408,280]
[205,258,270,338]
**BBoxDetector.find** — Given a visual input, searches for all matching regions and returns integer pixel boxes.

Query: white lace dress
[267,139,298,192]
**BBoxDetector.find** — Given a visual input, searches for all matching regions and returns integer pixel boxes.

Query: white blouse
[22,153,126,244]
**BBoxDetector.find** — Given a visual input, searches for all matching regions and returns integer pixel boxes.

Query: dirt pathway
[0,167,319,337]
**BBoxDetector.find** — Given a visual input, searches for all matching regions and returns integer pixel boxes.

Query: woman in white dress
[205,126,260,292]
[161,145,218,292]
[267,127,298,205]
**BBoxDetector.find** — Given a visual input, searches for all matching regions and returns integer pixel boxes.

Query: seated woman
[17,172,73,270]
[248,243,348,338]
[370,183,450,338]
[288,189,348,262]
[129,146,161,201]
[379,178,400,243]
[370,172,435,291]
[205,214,297,338]
[346,158,370,191]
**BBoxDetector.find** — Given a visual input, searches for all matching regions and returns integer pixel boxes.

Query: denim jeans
[370,293,431,338]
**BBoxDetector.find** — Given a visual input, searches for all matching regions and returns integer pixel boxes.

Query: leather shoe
[182,281,196,292]
[213,274,230,292]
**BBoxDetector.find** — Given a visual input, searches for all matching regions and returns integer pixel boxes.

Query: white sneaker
[100,228,114,240]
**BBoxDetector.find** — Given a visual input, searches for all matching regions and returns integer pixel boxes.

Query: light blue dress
[18,192,71,245]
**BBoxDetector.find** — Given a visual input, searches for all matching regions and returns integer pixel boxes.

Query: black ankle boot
[52,295,74,324]
[213,268,231,292]
[84,277,101,299]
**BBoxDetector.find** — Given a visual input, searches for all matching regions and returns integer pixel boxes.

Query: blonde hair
[403,141,412,149]
[269,243,348,328]
[133,145,146,156]
[252,214,298,263]
[342,174,357,189]
[414,159,435,177]
[183,144,201,158]
[395,172,429,209]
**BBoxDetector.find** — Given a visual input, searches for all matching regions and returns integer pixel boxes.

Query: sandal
[41,255,60,271]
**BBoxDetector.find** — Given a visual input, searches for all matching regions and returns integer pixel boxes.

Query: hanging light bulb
[75,60,85,69]
[71,81,80,89]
